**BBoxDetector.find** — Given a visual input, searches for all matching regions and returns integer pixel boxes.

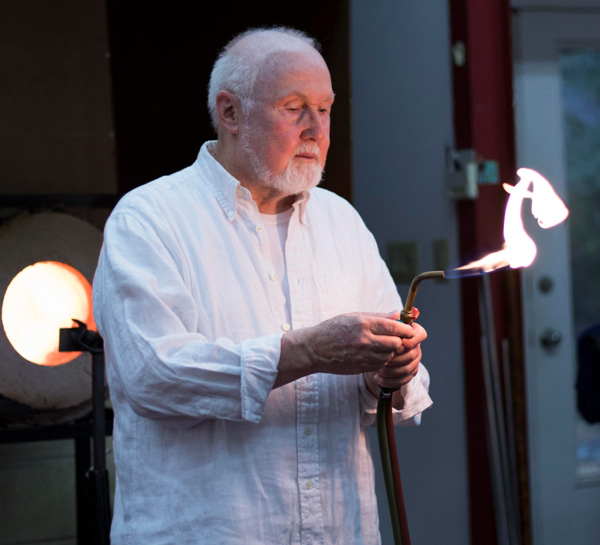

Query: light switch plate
[387,241,418,284]
[433,238,449,272]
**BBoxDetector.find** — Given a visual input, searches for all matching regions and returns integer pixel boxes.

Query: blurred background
[1,1,599,544]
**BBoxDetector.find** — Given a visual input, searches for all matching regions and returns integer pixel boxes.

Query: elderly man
[93,26,432,544]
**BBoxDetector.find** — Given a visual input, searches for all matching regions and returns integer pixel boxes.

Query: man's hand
[275,311,427,389]
[364,319,426,391]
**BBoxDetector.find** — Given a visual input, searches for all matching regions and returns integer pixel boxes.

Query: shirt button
[304,426,312,436]
[305,480,313,490]
[227,210,235,219]
[282,323,291,332]
[255,225,264,233]
[236,187,244,197]
[268,272,277,281]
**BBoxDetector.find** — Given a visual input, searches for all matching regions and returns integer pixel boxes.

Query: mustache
[295,142,320,158]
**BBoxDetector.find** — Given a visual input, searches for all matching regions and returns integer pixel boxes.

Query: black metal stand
[0,322,112,544]
[0,405,113,545]
[59,320,111,545]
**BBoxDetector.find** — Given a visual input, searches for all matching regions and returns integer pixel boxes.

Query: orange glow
[457,168,569,273]
[1,261,96,366]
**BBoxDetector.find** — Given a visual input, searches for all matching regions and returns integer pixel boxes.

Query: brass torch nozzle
[400,271,445,324]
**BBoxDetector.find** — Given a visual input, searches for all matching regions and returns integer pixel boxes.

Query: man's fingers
[371,337,405,354]
[384,346,422,367]
[360,316,427,359]
[366,315,425,339]
[373,361,420,387]
[367,316,414,338]
[379,353,419,374]
[399,323,427,348]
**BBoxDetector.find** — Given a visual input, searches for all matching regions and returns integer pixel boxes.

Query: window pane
[560,49,600,483]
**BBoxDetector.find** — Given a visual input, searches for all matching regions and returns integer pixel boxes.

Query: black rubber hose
[377,392,403,544]
[377,270,443,543]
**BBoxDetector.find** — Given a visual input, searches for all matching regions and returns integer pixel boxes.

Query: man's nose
[301,109,328,142]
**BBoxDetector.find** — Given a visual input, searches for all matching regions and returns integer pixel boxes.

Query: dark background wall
[106,0,352,200]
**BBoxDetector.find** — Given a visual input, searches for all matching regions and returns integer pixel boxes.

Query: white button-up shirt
[93,142,432,545]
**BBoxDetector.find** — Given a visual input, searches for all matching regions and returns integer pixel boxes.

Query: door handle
[540,329,562,349]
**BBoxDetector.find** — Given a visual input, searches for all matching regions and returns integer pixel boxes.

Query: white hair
[207,27,320,132]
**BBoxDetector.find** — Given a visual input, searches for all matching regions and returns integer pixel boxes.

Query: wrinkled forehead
[254,49,332,102]
[260,48,328,78]
[231,33,330,92]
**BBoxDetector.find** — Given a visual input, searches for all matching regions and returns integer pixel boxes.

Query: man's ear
[216,91,242,134]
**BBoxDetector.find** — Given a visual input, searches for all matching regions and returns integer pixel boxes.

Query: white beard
[240,129,324,194]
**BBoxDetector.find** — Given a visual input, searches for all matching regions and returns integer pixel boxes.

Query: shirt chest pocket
[313,272,362,322]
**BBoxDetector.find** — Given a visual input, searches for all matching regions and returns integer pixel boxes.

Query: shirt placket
[287,214,324,544]
[296,376,323,544]
[240,198,291,335]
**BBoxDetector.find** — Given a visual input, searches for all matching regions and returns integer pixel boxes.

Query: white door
[513,8,600,545]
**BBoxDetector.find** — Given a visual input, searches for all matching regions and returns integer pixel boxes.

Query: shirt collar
[193,141,311,225]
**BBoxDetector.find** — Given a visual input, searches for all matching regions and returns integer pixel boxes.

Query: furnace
[0,211,103,425]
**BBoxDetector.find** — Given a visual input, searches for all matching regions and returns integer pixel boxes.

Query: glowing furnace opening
[1,261,96,366]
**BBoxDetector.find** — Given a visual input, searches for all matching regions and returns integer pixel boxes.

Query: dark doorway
[107,1,352,201]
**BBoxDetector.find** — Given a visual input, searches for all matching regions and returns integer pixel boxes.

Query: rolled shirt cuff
[359,364,433,427]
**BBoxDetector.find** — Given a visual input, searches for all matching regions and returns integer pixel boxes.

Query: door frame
[449,2,529,544]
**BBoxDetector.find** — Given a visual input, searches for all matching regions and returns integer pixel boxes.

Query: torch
[376,168,569,545]
[377,271,444,545]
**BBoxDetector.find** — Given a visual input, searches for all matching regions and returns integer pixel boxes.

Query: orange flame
[456,168,569,273]
[1,261,95,366]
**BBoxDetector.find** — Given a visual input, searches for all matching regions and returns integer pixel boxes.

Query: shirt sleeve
[93,210,280,428]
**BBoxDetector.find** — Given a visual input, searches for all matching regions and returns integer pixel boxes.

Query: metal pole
[91,349,111,545]
[478,275,519,545]
[60,321,111,544]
